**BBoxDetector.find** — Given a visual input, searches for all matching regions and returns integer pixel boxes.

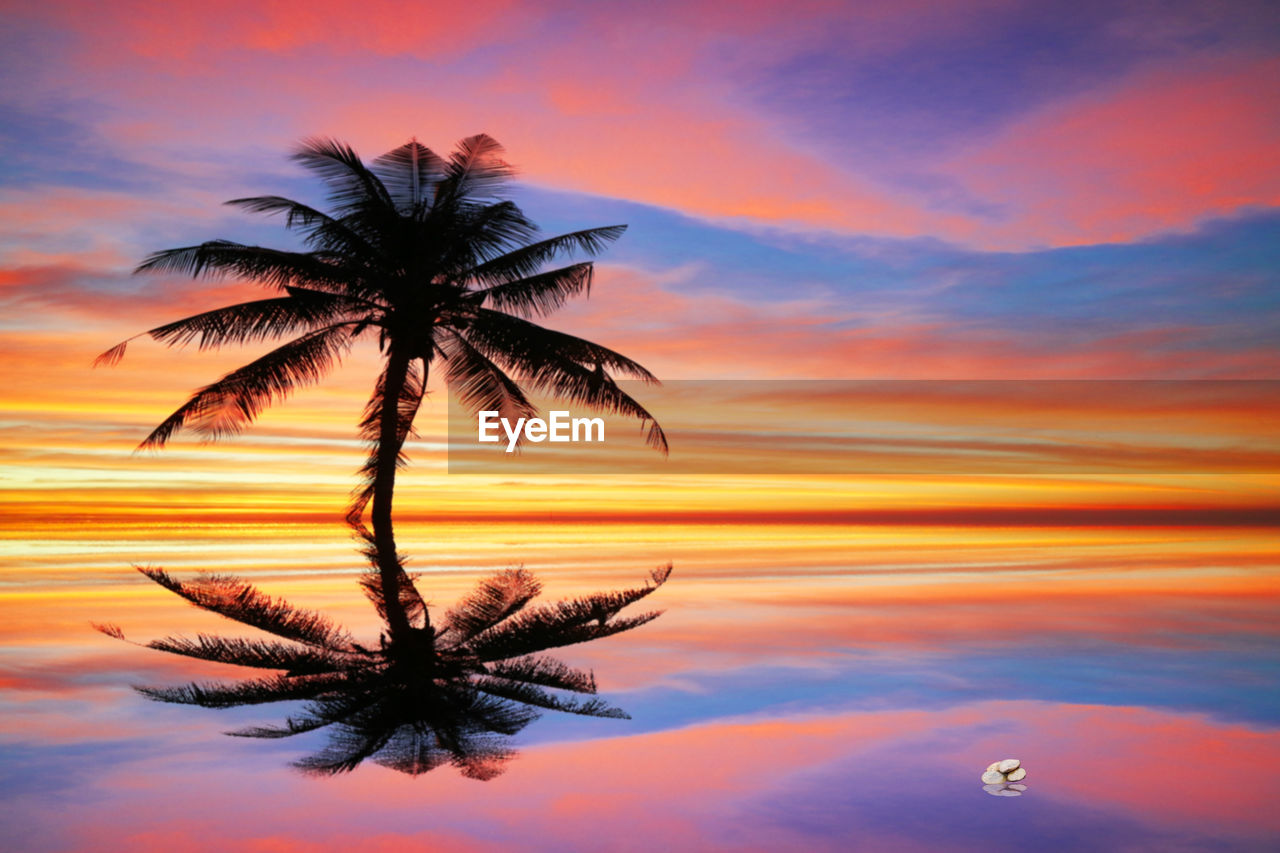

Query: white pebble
[981,769,1007,785]
[1007,767,1026,782]
[998,758,1021,773]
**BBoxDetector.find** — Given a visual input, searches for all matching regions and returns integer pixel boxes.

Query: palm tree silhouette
[97,135,667,640]
[96,554,672,777]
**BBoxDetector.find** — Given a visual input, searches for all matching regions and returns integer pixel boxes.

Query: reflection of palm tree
[97,135,666,640]
[97,556,671,777]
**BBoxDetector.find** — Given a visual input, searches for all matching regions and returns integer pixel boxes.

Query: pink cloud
[12,2,1275,249]
[36,701,1280,850]
[32,0,534,62]
[0,2,995,245]
[950,57,1280,246]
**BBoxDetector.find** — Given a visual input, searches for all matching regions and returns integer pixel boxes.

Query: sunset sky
[1,3,1279,848]
[2,0,1278,527]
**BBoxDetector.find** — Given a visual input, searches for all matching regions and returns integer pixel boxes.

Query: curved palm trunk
[372,346,421,640]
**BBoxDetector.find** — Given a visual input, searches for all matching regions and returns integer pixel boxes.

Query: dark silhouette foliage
[96,558,671,777]
[95,136,674,777]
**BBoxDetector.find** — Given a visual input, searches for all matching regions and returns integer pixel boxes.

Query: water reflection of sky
[2,523,1277,851]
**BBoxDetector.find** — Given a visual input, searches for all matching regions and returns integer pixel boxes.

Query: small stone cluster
[981,758,1026,785]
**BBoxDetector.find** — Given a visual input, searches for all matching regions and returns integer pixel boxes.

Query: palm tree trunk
[371,345,419,639]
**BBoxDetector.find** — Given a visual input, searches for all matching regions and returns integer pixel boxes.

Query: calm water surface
[2,519,1277,851]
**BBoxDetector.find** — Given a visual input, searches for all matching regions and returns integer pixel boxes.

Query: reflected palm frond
[97,554,671,778]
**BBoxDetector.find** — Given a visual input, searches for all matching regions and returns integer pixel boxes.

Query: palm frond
[370,140,447,213]
[478,262,593,318]
[139,323,356,449]
[439,332,538,425]
[225,195,334,230]
[465,308,658,382]
[437,568,542,648]
[144,634,355,674]
[437,133,514,204]
[292,688,534,776]
[466,565,671,661]
[523,359,668,454]
[91,622,126,640]
[93,339,133,367]
[471,610,666,663]
[228,685,386,739]
[485,654,597,694]
[134,241,356,292]
[388,730,515,779]
[227,718,334,739]
[465,226,627,286]
[461,311,667,452]
[453,750,515,781]
[136,671,348,708]
[471,677,629,718]
[291,719,395,774]
[436,200,539,271]
[224,196,383,264]
[144,291,366,351]
[371,728,456,776]
[291,137,396,218]
[451,691,542,736]
[136,567,354,649]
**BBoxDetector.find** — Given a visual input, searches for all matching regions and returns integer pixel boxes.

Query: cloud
[549,258,1280,379]
[17,700,1280,850]
[947,57,1280,246]
[9,1,1277,248]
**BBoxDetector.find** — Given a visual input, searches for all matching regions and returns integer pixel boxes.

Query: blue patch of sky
[0,18,165,194]
[519,186,1280,345]
[0,107,168,193]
